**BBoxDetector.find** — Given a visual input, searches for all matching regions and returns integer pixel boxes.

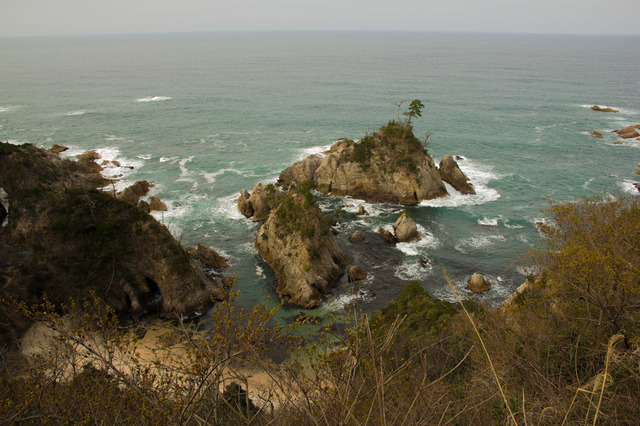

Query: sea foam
[420,157,500,208]
[65,110,89,116]
[137,96,172,102]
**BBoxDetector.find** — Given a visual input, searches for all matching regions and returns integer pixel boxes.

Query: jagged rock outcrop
[348,265,368,282]
[0,142,225,346]
[614,125,640,139]
[438,155,475,195]
[149,195,168,212]
[186,243,229,269]
[278,121,447,205]
[467,273,490,292]
[118,180,152,204]
[237,183,279,222]
[49,144,69,154]
[378,227,398,244]
[254,189,350,308]
[393,212,420,243]
[591,105,618,113]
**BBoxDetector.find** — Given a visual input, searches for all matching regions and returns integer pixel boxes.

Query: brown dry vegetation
[2,193,639,425]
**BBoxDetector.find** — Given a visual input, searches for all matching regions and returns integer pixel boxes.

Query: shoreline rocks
[614,125,640,139]
[438,154,475,195]
[393,212,420,243]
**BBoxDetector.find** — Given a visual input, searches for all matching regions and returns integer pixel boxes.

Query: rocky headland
[0,142,225,347]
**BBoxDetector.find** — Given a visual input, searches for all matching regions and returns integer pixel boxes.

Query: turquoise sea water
[1,32,639,329]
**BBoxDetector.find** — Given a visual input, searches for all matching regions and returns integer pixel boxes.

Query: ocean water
[1,31,639,331]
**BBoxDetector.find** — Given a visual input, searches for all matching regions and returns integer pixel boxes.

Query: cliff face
[255,192,350,307]
[279,121,448,205]
[0,143,224,338]
[240,184,350,308]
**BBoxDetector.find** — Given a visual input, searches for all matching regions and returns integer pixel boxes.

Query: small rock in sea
[349,232,365,243]
[378,227,397,244]
[348,265,368,282]
[468,273,490,292]
[614,125,640,139]
[589,131,603,138]
[591,105,619,113]
[357,205,369,216]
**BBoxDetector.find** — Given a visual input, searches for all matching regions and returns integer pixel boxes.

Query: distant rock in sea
[591,105,619,113]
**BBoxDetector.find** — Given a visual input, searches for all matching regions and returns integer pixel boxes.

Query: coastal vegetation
[277,100,449,205]
[3,183,639,423]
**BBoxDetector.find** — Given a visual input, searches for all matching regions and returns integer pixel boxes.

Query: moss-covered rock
[0,142,225,346]
[254,185,350,308]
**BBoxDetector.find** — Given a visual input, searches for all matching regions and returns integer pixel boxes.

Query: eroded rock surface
[438,155,475,195]
[254,189,350,308]
[278,122,447,205]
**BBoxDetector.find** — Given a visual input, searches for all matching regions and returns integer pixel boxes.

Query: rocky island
[239,182,350,308]
[238,101,475,308]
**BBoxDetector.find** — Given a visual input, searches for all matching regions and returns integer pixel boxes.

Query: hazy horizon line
[2,28,640,40]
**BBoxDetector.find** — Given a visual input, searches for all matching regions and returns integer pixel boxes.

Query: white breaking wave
[420,157,500,208]
[478,216,499,226]
[322,289,375,312]
[201,168,246,184]
[215,193,251,221]
[159,156,180,163]
[455,234,507,254]
[65,110,89,116]
[137,96,172,102]
[395,225,440,256]
[620,180,639,194]
[0,107,8,113]
[296,143,334,161]
[394,258,434,281]
[337,198,397,218]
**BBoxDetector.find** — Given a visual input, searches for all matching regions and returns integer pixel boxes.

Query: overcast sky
[3,0,640,37]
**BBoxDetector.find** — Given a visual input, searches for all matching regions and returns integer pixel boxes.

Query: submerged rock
[589,131,603,138]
